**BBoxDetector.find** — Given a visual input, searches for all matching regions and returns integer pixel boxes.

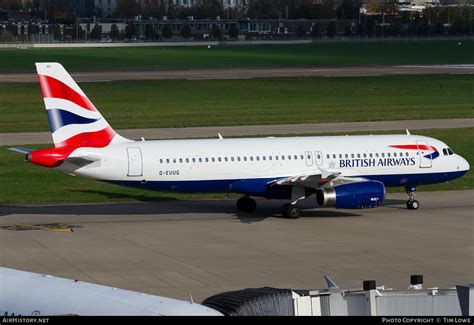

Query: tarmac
[0,65,473,83]
[1,190,472,302]
[2,118,473,146]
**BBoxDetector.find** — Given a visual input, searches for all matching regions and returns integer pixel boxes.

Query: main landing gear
[235,196,303,219]
[236,196,257,213]
[280,203,302,219]
[405,185,419,210]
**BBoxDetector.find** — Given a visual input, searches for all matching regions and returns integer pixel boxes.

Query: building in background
[95,0,117,18]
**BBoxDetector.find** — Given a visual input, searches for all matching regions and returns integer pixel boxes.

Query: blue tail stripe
[47,109,99,133]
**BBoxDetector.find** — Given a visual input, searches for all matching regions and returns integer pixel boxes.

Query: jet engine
[316,180,385,209]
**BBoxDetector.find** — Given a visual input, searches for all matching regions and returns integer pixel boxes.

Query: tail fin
[36,62,130,148]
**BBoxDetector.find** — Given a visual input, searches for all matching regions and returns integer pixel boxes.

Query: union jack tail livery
[36,62,130,148]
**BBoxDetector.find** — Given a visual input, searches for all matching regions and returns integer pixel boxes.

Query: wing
[268,168,368,189]
[268,168,340,188]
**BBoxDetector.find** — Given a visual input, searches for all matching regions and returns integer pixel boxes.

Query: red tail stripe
[390,144,438,152]
[38,75,96,111]
[56,127,116,148]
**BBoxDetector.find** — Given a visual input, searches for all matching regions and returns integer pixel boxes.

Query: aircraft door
[416,140,432,168]
[315,151,323,166]
[305,151,313,166]
[127,147,143,176]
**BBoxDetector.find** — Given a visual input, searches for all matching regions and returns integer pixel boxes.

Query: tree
[115,0,141,17]
[180,24,192,39]
[326,21,337,38]
[90,23,102,40]
[109,24,120,40]
[53,24,62,41]
[144,24,157,40]
[75,24,85,40]
[247,0,280,19]
[296,25,306,38]
[211,24,221,40]
[310,23,320,38]
[125,22,137,39]
[228,24,239,39]
[343,26,352,36]
[162,24,173,39]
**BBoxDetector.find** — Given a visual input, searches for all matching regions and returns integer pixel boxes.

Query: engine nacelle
[316,181,385,209]
[27,147,73,168]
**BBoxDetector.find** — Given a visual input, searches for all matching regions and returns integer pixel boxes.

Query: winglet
[324,274,339,289]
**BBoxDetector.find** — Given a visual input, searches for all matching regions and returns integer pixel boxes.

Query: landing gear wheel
[406,200,419,210]
[282,205,302,219]
[236,197,257,213]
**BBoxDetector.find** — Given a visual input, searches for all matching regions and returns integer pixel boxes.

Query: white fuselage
[61,134,469,197]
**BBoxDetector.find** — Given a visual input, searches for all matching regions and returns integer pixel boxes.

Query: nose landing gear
[405,185,419,210]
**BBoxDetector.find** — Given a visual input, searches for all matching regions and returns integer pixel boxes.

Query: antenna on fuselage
[406,129,411,135]
[218,133,223,140]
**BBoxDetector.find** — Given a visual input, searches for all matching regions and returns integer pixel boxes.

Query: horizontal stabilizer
[7,147,34,154]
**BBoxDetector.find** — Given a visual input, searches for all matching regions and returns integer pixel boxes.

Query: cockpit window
[443,148,448,156]
[447,148,454,155]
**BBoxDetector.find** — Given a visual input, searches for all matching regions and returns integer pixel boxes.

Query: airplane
[0,267,222,316]
[9,63,470,219]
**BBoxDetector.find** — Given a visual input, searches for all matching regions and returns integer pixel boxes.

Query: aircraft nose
[458,155,470,172]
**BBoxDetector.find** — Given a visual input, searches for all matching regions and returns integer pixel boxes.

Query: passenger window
[212,157,215,162]
[375,153,379,158]
[231,157,235,162]
[275,156,279,160]
[406,152,409,157]
[218,157,222,162]
[300,155,304,160]
[250,156,253,161]
[281,156,285,160]
[263,156,266,161]
[179,158,183,163]
[186,158,189,163]
[294,155,298,160]
[244,157,247,161]
[339,154,342,159]
[387,153,391,158]
[192,158,196,163]
[205,157,209,162]
[332,154,336,159]
[256,156,260,161]
[198,158,202,163]
[345,154,348,158]
[237,157,241,161]
[269,156,272,161]
[381,153,385,158]
[363,153,367,158]
[159,159,163,164]
[351,154,354,158]
[166,159,170,163]
[357,153,361,158]
[288,155,291,160]
[369,153,373,158]
[224,157,228,162]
